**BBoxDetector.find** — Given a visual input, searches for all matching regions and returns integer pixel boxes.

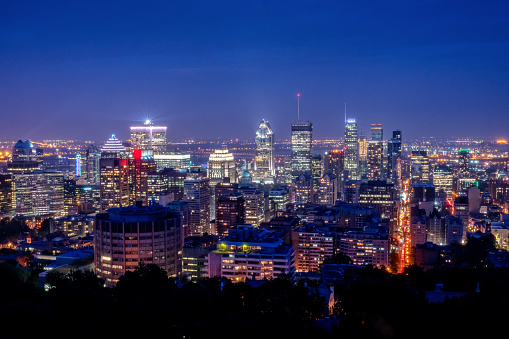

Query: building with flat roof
[208,224,295,282]
[94,202,183,286]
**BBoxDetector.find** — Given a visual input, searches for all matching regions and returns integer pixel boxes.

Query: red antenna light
[297,93,300,97]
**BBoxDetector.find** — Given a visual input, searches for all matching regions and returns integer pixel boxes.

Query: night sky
[1,1,508,142]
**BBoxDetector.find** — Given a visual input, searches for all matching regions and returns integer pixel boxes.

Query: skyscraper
[254,119,275,180]
[130,120,167,153]
[184,177,211,235]
[367,124,383,180]
[344,119,359,180]
[207,147,237,185]
[411,151,430,184]
[387,130,402,185]
[291,121,313,179]
[100,135,129,212]
[358,134,368,180]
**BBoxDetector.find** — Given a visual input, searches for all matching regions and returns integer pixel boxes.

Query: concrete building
[208,225,295,282]
[339,228,390,268]
[184,177,211,235]
[94,202,183,287]
[292,224,335,273]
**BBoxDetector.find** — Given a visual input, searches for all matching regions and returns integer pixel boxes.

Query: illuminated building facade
[344,119,359,180]
[94,203,183,287]
[130,120,167,153]
[153,153,191,171]
[291,121,313,179]
[254,119,275,179]
[367,124,383,180]
[339,229,390,268]
[411,150,430,184]
[294,172,313,204]
[208,225,295,282]
[387,131,402,185]
[184,177,211,235]
[323,150,344,177]
[358,134,368,180]
[311,154,322,193]
[215,193,245,235]
[14,170,65,217]
[207,147,237,185]
[84,145,101,185]
[238,187,266,228]
[433,165,454,199]
[292,225,335,273]
[7,139,43,173]
[129,149,157,206]
[318,173,338,206]
[0,174,14,211]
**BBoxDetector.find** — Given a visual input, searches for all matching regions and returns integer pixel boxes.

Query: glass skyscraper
[291,121,313,179]
[130,120,167,153]
[344,119,359,180]
[254,119,275,179]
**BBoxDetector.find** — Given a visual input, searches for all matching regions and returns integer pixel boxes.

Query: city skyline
[1,1,508,141]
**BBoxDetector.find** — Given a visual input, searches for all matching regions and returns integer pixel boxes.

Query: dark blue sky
[1,0,508,142]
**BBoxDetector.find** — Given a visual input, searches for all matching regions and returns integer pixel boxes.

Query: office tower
[208,225,295,282]
[367,124,383,180]
[167,200,191,237]
[387,131,402,185]
[291,121,313,179]
[237,187,266,228]
[94,202,183,287]
[344,180,361,204]
[370,123,383,141]
[427,209,445,245]
[99,135,129,211]
[323,150,344,177]
[0,174,13,211]
[14,170,65,217]
[184,177,210,235]
[344,119,359,180]
[215,193,245,235]
[358,180,397,234]
[254,119,275,180]
[153,153,191,171]
[433,165,454,199]
[268,186,290,215]
[84,145,101,185]
[410,184,436,219]
[214,181,238,219]
[207,147,237,185]
[458,149,470,178]
[64,178,78,214]
[130,120,167,153]
[410,151,430,184]
[7,140,43,173]
[147,168,188,202]
[358,134,368,180]
[294,172,313,204]
[99,157,129,212]
[318,173,338,206]
[129,149,157,206]
[311,154,322,194]
[454,195,469,242]
[292,224,334,273]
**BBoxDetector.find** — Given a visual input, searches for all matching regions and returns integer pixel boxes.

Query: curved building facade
[254,119,275,179]
[94,203,183,286]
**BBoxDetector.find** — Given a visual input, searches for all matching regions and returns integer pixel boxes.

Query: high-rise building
[291,121,313,179]
[344,119,359,180]
[0,174,14,212]
[294,172,313,204]
[207,147,237,185]
[339,228,390,268]
[254,119,275,180]
[433,165,454,199]
[358,134,368,180]
[153,153,191,171]
[129,149,157,206]
[387,131,402,185]
[292,224,335,273]
[311,154,322,195]
[318,173,338,206]
[215,193,245,235]
[14,170,65,217]
[237,187,266,228]
[7,140,43,173]
[99,135,129,212]
[411,151,430,184]
[130,120,167,153]
[367,124,383,180]
[458,149,470,179]
[84,145,101,185]
[184,177,211,235]
[94,202,183,287]
[323,150,344,177]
